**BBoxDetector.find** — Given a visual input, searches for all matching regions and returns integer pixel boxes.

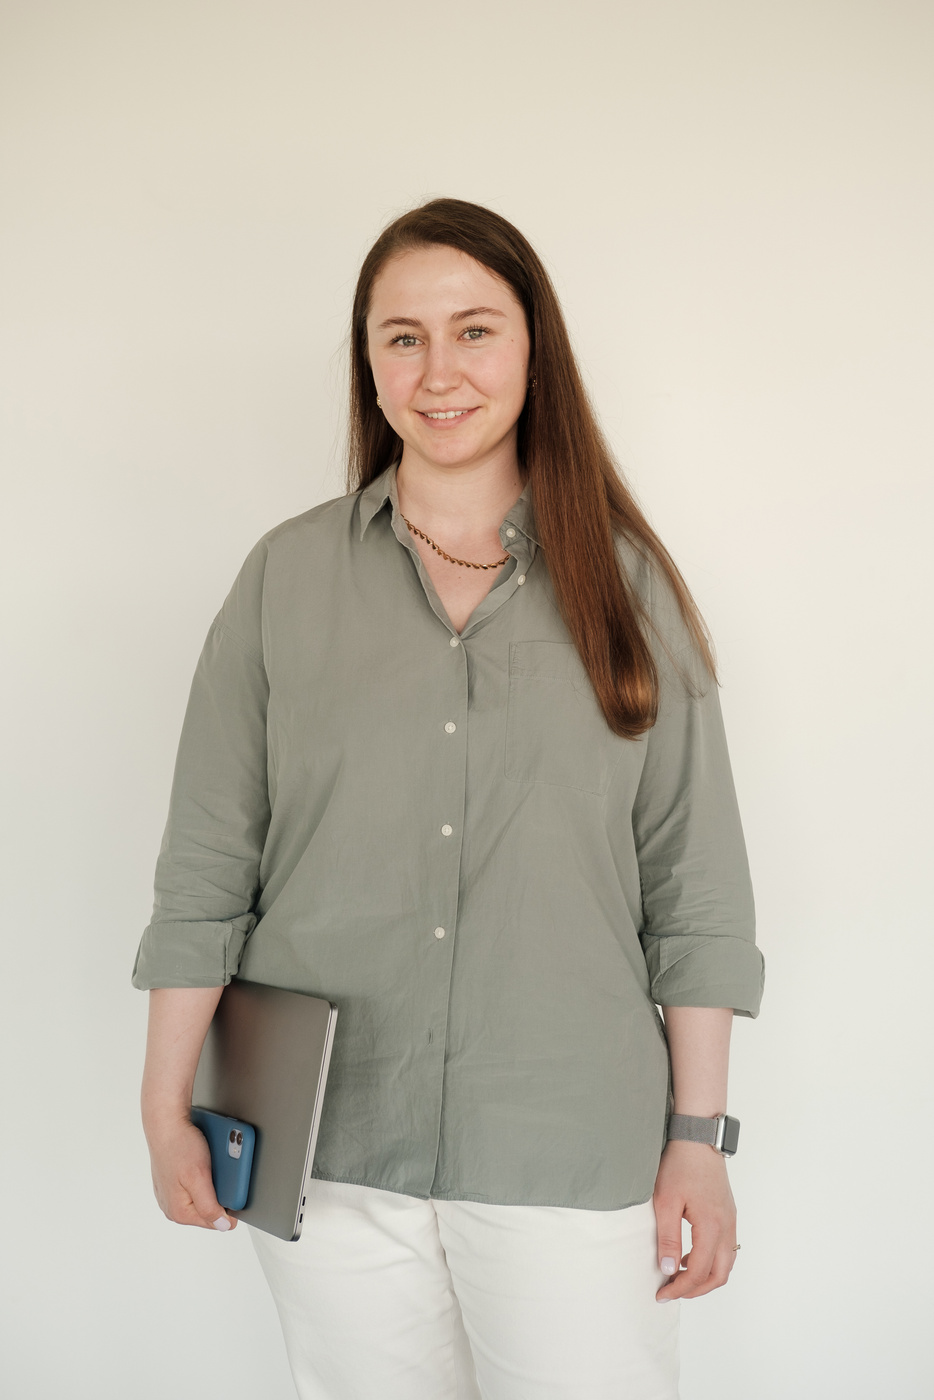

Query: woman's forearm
[661,1006,733,1116]
[140,985,238,1231]
[653,1006,738,1301]
[141,986,224,1132]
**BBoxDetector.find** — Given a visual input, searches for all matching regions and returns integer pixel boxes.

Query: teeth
[424,409,470,419]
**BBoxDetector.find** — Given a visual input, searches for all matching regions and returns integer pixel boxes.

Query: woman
[135,197,764,1400]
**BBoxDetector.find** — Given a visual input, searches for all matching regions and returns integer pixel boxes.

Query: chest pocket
[504,641,618,795]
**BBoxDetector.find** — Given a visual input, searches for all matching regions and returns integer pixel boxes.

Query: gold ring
[732,1244,742,1252]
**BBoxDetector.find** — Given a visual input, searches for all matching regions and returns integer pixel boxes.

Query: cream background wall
[1,2,931,1396]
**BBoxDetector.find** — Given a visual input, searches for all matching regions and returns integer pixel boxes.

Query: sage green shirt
[133,460,763,1210]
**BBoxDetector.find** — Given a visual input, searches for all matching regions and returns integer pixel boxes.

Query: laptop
[191,977,338,1241]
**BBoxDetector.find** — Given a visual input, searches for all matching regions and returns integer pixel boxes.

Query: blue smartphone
[190,1107,256,1212]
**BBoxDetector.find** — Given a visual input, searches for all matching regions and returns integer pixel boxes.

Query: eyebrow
[375,306,508,332]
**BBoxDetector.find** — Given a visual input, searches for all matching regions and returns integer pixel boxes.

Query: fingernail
[213,1216,231,1231]
[660,1257,677,1275]
[657,1295,673,1303]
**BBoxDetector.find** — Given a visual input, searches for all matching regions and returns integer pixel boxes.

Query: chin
[416,429,480,452]
[429,441,488,463]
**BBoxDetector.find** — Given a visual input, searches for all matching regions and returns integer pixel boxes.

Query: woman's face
[366,245,531,474]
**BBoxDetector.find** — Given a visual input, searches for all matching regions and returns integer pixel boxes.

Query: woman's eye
[388,325,490,349]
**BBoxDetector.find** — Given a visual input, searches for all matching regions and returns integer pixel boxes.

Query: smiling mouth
[417,407,478,422]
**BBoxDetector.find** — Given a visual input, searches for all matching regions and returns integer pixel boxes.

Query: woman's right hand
[144,1107,237,1231]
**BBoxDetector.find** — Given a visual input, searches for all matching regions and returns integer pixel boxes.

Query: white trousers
[248,1178,680,1400]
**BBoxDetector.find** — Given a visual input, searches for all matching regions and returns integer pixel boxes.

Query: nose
[421,340,461,396]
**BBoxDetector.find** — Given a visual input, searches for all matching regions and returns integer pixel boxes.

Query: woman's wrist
[141,1090,194,1138]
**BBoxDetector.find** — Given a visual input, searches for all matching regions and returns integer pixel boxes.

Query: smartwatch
[666,1113,740,1158]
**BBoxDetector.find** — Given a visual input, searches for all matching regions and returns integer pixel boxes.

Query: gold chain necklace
[401,514,510,570]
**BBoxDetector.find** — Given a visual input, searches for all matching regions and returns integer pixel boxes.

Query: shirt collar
[358,460,541,546]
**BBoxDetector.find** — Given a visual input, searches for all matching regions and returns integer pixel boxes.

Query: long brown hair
[346,197,716,738]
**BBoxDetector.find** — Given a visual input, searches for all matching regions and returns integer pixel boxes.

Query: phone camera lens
[229,1130,237,1143]
[236,1131,243,1145]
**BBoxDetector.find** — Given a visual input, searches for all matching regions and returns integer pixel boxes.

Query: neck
[395,452,525,544]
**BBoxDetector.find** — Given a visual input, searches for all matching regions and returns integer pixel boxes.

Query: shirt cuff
[642,933,765,1018]
[131,914,256,990]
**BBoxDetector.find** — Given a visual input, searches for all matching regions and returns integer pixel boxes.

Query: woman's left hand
[652,1139,738,1301]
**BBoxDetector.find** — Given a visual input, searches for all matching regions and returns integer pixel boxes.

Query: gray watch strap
[667,1114,718,1146]
[666,1112,740,1156]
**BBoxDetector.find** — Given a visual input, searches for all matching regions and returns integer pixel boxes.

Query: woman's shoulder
[612,529,714,696]
[212,490,361,641]
[254,488,360,555]
[612,529,668,622]
[226,489,361,582]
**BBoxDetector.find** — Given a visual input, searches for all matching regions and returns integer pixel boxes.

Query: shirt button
[517,575,526,585]
[441,824,453,837]
[505,527,517,538]
[444,722,456,733]
[434,927,446,939]
[449,636,459,647]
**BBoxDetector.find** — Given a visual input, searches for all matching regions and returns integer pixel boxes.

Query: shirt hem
[311,1170,654,1212]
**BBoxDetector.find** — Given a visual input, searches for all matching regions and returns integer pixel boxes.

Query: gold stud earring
[377,396,382,407]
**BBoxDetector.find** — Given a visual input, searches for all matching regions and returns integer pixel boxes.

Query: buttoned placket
[379,481,538,1192]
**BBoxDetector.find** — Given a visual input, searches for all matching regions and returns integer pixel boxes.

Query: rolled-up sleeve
[632,566,764,1018]
[132,542,271,990]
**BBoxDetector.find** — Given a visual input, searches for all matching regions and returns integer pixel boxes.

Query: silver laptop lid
[192,978,338,1241]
